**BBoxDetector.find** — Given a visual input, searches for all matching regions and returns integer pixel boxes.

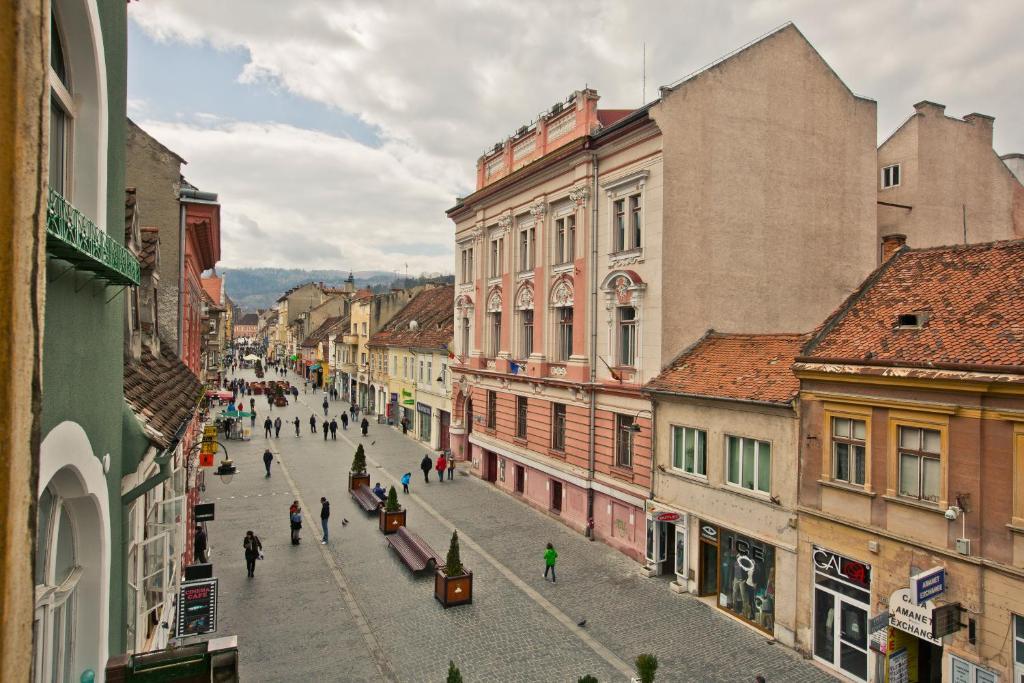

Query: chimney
[881,234,907,262]
[963,113,995,146]
[913,101,946,117]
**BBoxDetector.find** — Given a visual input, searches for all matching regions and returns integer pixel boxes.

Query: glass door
[814,586,868,682]
[674,524,687,582]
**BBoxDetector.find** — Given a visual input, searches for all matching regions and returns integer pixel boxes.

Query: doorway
[439,411,451,452]
[465,399,473,436]
[485,451,497,483]
[514,465,525,494]
[550,480,562,513]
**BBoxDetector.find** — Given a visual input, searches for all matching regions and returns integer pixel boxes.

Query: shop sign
[888,647,909,683]
[200,440,217,455]
[868,612,889,653]
[812,546,871,590]
[176,579,218,637]
[911,566,946,604]
[951,655,998,683]
[888,588,941,645]
[699,523,718,542]
[199,452,215,468]
[203,426,217,439]
[655,512,681,523]
[931,602,964,639]
[194,503,215,522]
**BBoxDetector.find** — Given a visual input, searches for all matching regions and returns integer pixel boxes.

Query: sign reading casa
[888,588,941,645]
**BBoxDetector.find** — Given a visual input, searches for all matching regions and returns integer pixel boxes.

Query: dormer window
[895,312,927,329]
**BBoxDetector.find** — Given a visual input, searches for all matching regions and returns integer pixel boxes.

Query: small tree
[445,530,464,576]
[578,676,598,683]
[351,444,366,473]
[635,654,658,683]
[385,485,400,512]
[446,661,463,683]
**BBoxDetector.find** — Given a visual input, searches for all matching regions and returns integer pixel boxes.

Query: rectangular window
[557,307,573,360]
[516,396,528,439]
[1014,614,1023,670]
[671,426,707,476]
[615,414,635,468]
[489,237,503,277]
[488,311,501,357]
[520,309,534,359]
[460,247,474,283]
[554,215,576,264]
[726,435,771,494]
[551,403,567,451]
[460,317,470,357]
[629,193,642,249]
[486,390,497,429]
[897,426,941,502]
[832,418,866,485]
[881,164,901,189]
[427,361,432,383]
[403,357,407,377]
[613,199,626,251]
[518,225,536,272]
[618,306,637,366]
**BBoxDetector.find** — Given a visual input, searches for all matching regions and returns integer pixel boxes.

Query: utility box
[105,636,239,682]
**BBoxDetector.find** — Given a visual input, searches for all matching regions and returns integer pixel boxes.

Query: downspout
[586,150,599,538]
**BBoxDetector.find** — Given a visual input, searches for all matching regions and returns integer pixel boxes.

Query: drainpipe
[586,150,599,538]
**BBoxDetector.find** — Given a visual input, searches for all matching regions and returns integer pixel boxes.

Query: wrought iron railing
[46,188,141,286]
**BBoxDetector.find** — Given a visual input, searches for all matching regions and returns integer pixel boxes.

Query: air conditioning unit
[955,538,971,555]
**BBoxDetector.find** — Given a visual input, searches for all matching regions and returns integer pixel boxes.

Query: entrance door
[814,587,868,682]
[485,451,497,483]
[465,399,473,436]
[550,480,562,513]
[439,411,451,452]
[514,465,525,494]
[698,529,719,597]
[645,518,670,572]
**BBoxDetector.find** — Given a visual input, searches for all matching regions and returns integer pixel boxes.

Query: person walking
[263,448,273,477]
[447,454,456,480]
[420,454,433,484]
[274,416,282,438]
[400,416,409,435]
[339,412,348,431]
[291,386,299,401]
[263,417,273,439]
[322,420,329,441]
[319,497,330,544]
[544,543,558,582]
[249,397,255,414]
[322,397,329,417]
[194,524,208,563]
[293,416,301,437]
[250,408,257,428]
[290,506,302,545]
[309,414,317,434]
[435,452,446,482]
[243,531,262,578]
[329,418,338,440]
[360,417,369,437]
[401,472,411,494]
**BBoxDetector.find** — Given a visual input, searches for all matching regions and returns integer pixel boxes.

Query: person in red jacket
[435,453,446,483]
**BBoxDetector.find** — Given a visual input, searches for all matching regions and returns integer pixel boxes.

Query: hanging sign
[176,579,218,637]
[200,441,218,455]
[888,588,941,645]
[203,426,217,440]
[199,452,215,468]
[911,566,946,604]
[656,512,682,523]
[931,602,963,639]
[194,502,215,522]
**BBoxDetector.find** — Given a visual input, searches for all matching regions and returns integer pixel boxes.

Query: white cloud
[130,0,1024,269]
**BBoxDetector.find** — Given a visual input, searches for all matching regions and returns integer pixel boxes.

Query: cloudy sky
[128,0,1024,273]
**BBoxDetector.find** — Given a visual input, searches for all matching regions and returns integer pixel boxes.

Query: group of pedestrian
[419,452,455,482]
[263,416,283,438]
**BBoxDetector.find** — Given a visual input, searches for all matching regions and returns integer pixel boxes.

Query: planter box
[348,472,370,491]
[379,508,406,534]
[434,569,473,608]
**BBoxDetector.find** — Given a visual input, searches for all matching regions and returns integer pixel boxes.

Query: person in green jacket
[544,543,558,582]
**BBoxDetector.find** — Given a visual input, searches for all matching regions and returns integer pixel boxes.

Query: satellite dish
[409,320,419,331]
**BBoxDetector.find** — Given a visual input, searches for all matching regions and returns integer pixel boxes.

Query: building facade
[795,240,1024,683]
[448,23,878,562]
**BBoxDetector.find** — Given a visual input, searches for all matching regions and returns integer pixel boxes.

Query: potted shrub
[635,654,658,683]
[446,661,463,683]
[348,444,370,491]
[435,530,473,608]
[378,485,406,534]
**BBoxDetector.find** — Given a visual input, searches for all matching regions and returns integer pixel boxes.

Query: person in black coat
[319,497,330,544]
[329,419,338,440]
[263,417,273,438]
[194,524,208,563]
[243,530,262,577]
[420,454,433,484]
[360,417,369,437]
[263,449,273,477]
[309,414,317,434]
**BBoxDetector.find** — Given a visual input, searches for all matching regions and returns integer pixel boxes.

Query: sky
[127,0,1024,273]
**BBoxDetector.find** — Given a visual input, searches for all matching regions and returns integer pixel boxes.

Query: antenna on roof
[642,42,646,104]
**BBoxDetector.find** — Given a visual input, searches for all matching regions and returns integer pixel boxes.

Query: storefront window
[812,546,871,682]
[698,522,775,632]
[417,404,431,442]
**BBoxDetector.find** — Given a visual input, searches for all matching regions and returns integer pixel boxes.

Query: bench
[386,527,443,573]
[351,485,383,513]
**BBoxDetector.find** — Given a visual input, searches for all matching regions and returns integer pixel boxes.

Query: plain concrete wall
[125,120,183,350]
[878,102,1024,248]
[653,25,878,366]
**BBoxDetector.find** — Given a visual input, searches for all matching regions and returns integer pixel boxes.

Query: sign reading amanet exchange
[888,588,941,645]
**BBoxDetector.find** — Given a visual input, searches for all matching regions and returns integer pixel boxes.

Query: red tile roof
[370,285,454,350]
[597,109,633,127]
[803,240,1024,368]
[200,275,223,305]
[124,346,204,449]
[301,315,345,348]
[646,331,809,404]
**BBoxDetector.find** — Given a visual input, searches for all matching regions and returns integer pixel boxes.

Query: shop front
[698,521,777,633]
[417,403,432,443]
[811,545,873,682]
[644,503,687,583]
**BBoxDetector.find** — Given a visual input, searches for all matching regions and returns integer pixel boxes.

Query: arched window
[34,486,83,683]
[49,8,73,197]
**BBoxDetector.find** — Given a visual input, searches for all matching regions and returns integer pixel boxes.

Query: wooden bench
[351,485,383,513]
[386,527,443,573]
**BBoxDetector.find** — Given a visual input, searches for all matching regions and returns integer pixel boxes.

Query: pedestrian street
[200,368,832,682]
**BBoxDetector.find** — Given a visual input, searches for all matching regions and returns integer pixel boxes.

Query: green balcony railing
[46,188,141,286]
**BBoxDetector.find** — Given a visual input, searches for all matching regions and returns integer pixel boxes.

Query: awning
[310,364,321,370]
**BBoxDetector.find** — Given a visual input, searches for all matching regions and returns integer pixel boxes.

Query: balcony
[46,189,141,286]
[342,334,359,345]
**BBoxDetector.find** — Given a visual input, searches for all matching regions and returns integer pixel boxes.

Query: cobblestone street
[200,369,833,682]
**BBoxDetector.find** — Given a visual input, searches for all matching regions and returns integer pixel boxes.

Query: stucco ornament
[515,284,535,310]
[495,215,512,234]
[530,201,547,219]
[551,278,574,307]
[614,276,632,305]
[486,288,502,312]
[455,294,474,312]
[568,185,589,206]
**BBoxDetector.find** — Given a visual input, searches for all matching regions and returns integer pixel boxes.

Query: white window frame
[897,425,941,503]
[671,425,707,477]
[555,306,573,361]
[489,235,504,278]
[519,309,534,360]
[488,311,501,358]
[881,163,901,189]
[551,402,567,451]
[517,220,536,273]
[832,417,867,486]
[34,488,83,683]
[617,306,638,367]
[554,213,576,265]
[726,435,772,494]
[615,414,635,468]
[1014,614,1023,681]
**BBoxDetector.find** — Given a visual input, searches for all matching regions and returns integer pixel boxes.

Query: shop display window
[697,522,775,632]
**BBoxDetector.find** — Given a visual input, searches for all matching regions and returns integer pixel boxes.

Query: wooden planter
[434,569,473,608]
[379,508,406,534]
[348,472,370,491]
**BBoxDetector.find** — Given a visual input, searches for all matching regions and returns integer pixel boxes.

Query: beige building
[645,333,807,647]
[877,101,1024,251]
[448,22,878,562]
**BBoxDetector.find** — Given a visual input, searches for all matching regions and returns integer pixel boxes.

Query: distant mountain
[220,268,452,310]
